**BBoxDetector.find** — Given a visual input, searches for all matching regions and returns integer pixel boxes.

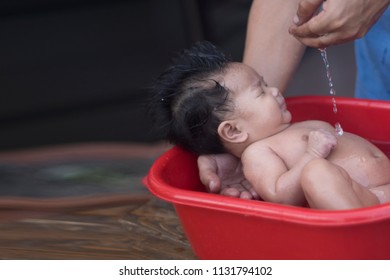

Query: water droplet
[335,122,343,136]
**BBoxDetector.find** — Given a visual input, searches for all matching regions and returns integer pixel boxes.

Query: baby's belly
[332,145,390,188]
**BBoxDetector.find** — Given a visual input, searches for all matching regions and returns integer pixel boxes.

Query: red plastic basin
[146,96,390,259]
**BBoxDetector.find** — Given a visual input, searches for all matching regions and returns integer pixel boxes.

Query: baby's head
[151,41,233,154]
[151,41,291,155]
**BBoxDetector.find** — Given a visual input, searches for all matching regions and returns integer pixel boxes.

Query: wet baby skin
[218,63,390,210]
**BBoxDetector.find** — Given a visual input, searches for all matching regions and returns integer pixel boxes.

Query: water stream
[319,48,344,136]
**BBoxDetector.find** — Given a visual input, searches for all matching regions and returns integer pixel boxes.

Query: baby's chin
[283,109,292,123]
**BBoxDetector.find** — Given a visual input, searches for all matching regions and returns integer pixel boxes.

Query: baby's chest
[270,131,311,167]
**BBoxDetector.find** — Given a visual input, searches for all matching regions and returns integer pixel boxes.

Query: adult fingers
[242,180,260,200]
[294,0,324,25]
[293,31,345,48]
[197,155,221,193]
[289,10,330,38]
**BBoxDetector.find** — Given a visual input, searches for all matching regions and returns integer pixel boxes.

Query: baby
[151,41,390,210]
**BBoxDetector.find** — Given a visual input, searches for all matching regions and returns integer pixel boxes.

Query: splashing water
[319,48,343,136]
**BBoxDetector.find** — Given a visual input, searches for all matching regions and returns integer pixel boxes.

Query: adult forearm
[243,0,306,93]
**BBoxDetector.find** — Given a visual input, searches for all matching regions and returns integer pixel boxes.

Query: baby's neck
[225,142,250,158]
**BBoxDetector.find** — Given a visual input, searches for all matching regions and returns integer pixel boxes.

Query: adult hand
[197,153,260,200]
[289,0,389,48]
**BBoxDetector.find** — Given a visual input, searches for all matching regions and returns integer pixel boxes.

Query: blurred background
[0,0,356,151]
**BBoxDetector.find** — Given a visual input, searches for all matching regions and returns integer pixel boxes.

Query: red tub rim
[146,146,390,227]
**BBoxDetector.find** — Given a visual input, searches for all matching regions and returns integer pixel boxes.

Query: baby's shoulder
[241,139,275,162]
[243,140,270,153]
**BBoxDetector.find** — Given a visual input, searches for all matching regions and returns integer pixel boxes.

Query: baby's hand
[306,129,337,158]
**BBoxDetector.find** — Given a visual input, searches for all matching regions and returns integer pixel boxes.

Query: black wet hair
[150,41,232,154]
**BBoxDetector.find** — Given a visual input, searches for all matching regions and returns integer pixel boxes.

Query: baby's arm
[242,146,307,206]
[242,129,337,206]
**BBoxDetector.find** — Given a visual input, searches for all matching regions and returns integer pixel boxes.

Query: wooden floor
[0,198,196,259]
[0,143,197,259]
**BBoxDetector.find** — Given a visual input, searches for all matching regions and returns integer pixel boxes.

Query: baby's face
[222,63,292,141]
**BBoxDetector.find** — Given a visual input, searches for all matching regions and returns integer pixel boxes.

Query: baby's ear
[218,120,248,144]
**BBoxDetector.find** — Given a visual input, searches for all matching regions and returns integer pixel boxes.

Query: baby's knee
[301,158,331,184]
[301,158,350,191]
[300,159,332,204]
[301,159,342,193]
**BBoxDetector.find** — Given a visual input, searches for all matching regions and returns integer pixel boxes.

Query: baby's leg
[300,158,379,210]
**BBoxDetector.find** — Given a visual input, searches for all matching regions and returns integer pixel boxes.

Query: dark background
[0,0,356,151]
